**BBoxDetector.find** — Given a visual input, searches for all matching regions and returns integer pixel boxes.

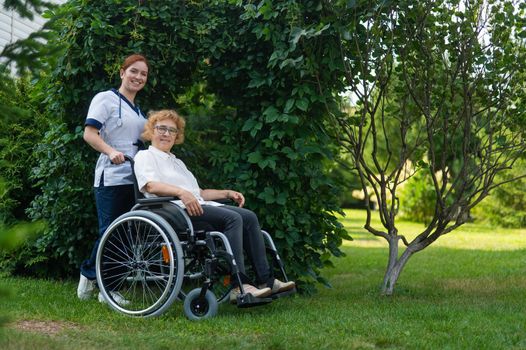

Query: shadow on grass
[327,244,526,300]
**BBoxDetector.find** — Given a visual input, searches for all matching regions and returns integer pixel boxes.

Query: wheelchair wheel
[96,210,184,317]
[180,248,233,304]
[183,288,218,321]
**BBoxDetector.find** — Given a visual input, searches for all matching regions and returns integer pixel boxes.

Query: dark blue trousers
[80,182,135,280]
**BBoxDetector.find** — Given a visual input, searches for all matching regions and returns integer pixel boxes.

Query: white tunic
[85,89,147,187]
[134,146,222,209]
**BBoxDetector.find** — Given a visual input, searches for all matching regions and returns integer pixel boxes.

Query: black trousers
[190,205,274,286]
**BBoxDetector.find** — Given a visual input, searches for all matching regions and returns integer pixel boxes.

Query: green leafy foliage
[1,1,64,75]
[1,0,53,20]
[474,158,526,228]
[0,69,45,225]
[398,171,437,224]
[15,0,349,289]
[24,124,97,276]
[204,0,352,288]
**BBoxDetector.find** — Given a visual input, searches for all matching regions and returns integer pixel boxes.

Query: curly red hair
[142,109,185,145]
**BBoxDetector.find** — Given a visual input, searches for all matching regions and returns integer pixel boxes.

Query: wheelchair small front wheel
[180,249,233,304]
[183,288,218,321]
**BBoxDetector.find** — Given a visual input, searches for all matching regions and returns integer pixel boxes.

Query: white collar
[148,145,175,160]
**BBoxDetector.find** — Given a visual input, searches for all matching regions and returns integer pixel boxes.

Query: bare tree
[330,0,526,294]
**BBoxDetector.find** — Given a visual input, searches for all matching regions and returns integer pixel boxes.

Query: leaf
[284,99,295,113]
[247,151,262,164]
[296,98,309,111]
[263,106,280,122]
[241,118,261,132]
[290,27,307,45]
[257,186,276,204]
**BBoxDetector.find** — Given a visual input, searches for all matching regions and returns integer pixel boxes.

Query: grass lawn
[1,209,525,349]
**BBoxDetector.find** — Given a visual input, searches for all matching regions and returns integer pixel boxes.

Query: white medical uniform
[85,89,147,187]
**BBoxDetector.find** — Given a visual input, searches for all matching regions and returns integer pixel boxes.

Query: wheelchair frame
[95,156,295,320]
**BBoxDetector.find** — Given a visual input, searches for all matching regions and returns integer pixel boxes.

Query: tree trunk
[381,238,415,295]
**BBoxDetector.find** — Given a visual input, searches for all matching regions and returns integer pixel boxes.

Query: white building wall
[0,0,66,57]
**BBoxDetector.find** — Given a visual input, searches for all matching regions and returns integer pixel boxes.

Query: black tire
[183,288,218,321]
[96,210,184,317]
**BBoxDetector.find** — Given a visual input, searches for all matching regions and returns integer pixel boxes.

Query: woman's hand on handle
[108,150,125,164]
[84,126,124,164]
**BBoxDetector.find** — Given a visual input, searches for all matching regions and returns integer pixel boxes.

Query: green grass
[1,209,525,349]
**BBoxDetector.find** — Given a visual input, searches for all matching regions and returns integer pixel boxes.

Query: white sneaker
[98,291,130,306]
[77,274,96,300]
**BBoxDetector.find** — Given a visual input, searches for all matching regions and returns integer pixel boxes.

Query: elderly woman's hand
[180,190,203,216]
[227,190,245,208]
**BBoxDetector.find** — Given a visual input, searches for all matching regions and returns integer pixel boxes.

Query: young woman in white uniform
[77,54,149,304]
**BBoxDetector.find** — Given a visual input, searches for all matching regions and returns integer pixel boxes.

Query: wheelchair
[95,156,295,320]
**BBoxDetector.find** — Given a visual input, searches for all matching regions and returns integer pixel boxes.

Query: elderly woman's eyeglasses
[154,125,178,136]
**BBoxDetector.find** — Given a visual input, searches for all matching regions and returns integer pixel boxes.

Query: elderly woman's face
[151,118,178,152]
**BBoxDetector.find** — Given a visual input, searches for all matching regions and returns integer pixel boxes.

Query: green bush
[0,69,43,224]
[0,66,48,277]
[473,159,526,228]
[24,124,97,276]
[398,170,437,224]
[16,0,349,290]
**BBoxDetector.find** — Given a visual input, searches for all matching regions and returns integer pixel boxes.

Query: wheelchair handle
[124,154,134,164]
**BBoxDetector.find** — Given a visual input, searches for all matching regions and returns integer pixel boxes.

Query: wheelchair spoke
[142,277,164,306]
[132,220,145,261]
[100,258,133,272]
[97,212,184,316]
[104,238,134,264]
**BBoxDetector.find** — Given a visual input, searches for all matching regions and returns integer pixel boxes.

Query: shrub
[398,170,437,224]
[0,67,49,275]
[22,124,98,276]
[473,159,526,228]
[13,0,349,289]
[0,70,43,224]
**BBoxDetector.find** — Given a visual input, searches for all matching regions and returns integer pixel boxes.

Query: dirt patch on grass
[10,319,81,336]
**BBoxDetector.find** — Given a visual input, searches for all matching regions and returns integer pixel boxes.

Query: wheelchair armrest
[213,198,234,205]
[137,197,177,205]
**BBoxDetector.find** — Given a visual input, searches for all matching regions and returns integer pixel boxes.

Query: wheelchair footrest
[270,287,297,300]
[235,293,273,308]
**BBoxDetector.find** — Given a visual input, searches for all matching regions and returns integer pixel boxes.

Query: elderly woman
[133,109,295,301]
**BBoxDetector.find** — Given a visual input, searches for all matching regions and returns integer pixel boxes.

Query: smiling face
[151,118,178,153]
[119,60,148,95]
